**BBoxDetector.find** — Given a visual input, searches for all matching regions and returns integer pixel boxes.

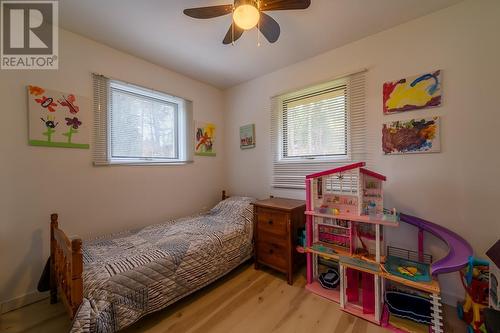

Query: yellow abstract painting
[383,70,441,114]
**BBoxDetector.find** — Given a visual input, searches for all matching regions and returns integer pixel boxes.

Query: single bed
[50,192,255,333]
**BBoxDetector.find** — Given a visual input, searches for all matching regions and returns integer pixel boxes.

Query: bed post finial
[51,213,58,227]
[71,238,82,252]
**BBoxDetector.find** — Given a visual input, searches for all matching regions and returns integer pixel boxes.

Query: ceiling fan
[183,0,311,45]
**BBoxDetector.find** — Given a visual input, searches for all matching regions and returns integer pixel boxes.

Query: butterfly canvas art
[28,85,90,149]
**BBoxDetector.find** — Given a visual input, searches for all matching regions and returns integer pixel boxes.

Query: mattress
[70,196,255,333]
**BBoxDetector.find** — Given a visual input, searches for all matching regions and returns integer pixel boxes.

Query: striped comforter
[71,197,255,333]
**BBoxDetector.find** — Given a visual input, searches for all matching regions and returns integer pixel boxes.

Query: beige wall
[2,0,498,312]
[224,0,500,303]
[0,29,226,309]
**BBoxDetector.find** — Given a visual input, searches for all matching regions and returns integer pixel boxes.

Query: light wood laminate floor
[1,262,465,333]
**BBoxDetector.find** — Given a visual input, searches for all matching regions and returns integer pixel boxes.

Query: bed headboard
[222,190,228,201]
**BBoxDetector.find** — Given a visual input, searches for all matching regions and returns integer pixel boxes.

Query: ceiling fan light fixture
[232,4,260,30]
[184,0,310,45]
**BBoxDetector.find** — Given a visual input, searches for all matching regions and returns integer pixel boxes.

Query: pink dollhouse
[304,162,396,324]
[301,162,473,333]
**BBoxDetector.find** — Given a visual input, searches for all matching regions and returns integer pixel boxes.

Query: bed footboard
[50,213,83,318]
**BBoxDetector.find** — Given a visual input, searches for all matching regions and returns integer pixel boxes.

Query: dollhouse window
[271,71,367,189]
[93,74,193,165]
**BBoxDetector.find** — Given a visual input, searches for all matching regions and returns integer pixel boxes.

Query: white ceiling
[59,0,462,88]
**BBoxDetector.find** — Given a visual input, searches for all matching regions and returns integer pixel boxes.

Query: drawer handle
[267,220,273,225]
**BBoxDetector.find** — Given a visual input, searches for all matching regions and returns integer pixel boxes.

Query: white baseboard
[0,291,49,314]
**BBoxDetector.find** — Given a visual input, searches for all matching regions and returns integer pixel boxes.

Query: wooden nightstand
[253,197,306,285]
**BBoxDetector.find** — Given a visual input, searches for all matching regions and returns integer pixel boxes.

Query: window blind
[110,81,179,161]
[271,70,367,189]
[93,73,109,166]
[282,84,347,159]
[92,74,194,166]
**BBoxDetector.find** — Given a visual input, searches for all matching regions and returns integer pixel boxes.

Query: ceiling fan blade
[260,0,311,11]
[259,13,280,43]
[184,5,233,19]
[223,23,245,45]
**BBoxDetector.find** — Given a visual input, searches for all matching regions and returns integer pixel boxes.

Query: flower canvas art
[28,85,90,149]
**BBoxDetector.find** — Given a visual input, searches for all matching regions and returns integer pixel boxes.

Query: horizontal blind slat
[93,73,110,166]
[271,71,366,189]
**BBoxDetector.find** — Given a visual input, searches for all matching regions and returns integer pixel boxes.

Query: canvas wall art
[240,124,255,149]
[383,70,442,114]
[382,117,440,155]
[28,85,90,149]
[195,121,216,156]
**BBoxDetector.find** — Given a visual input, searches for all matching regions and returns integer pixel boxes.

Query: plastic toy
[486,240,500,310]
[384,255,431,282]
[457,256,490,333]
[319,269,340,290]
[301,162,473,333]
[297,228,306,247]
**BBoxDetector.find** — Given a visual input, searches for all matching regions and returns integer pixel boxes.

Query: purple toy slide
[399,213,473,276]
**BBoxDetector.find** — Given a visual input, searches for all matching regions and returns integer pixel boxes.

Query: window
[282,84,347,160]
[271,71,366,189]
[93,74,193,165]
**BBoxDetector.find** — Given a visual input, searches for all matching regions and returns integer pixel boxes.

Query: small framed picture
[195,121,216,156]
[240,124,255,149]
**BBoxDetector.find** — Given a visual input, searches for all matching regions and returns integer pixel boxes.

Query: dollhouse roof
[305,162,387,181]
[486,240,500,267]
[359,168,387,181]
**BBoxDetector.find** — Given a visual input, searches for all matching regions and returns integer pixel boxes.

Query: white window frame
[277,78,351,164]
[271,71,366,189]
[93,74,193,166]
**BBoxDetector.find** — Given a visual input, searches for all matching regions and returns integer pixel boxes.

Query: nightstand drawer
[256,209,288,237]
[256,237,287,270]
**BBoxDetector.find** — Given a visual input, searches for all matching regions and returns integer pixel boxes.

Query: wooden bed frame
[50,191,229,318]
